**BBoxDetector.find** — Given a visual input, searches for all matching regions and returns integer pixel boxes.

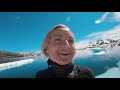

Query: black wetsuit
[35,59,95,78]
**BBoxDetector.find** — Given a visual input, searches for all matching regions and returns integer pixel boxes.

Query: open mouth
[58,53,70,56]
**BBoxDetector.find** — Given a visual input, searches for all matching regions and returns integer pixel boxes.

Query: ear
[45,48,49,56]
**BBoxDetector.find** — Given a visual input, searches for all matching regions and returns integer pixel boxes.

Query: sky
[0,12,120,53]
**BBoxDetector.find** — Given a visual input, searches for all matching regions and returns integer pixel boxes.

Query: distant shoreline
[0,50,42,64]
[0,50,25,64]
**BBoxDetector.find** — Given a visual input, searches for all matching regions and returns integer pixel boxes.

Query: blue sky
[0,12,120,53]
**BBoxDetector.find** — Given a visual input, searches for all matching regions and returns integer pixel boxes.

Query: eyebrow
[52,35,74,39]
[53,35,62,37]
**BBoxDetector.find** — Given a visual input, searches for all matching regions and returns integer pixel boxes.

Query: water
[74,55,119,76]
[0,47,120,78]
[0,56,48,78]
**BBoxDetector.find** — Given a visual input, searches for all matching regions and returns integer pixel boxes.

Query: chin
[59,58,72,64]
[58,61,70,65]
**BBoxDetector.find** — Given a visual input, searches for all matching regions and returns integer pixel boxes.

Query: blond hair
[41,24,74,57]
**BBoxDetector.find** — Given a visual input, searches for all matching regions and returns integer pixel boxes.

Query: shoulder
[74,65,95,78]
[35,69,50,78]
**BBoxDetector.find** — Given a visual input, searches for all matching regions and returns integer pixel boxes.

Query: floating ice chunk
[0,59,34,71]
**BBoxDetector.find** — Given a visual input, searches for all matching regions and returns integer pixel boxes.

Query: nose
[62,40,70,47]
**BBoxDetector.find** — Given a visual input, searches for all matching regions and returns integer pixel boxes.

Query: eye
[55,38,62,42]
[68,39,74,44]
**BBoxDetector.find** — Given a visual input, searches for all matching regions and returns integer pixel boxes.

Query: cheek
[47,46,58,55]
[71,46,76,55]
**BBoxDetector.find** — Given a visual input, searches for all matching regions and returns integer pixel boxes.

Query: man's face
[46,28,75,65]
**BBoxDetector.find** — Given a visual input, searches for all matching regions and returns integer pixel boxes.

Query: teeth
[62,54,68,55]
[59,53,70,55]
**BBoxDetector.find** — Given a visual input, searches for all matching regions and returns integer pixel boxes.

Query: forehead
[51,28,74,38]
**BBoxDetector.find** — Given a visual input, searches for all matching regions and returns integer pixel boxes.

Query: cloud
[85,32,104,39]
[95,12,110,24]
[85,24,120,40]
[95,12,120,24]
[66,16,71,22]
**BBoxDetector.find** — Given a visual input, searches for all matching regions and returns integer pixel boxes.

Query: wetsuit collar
[47,58,74,77]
